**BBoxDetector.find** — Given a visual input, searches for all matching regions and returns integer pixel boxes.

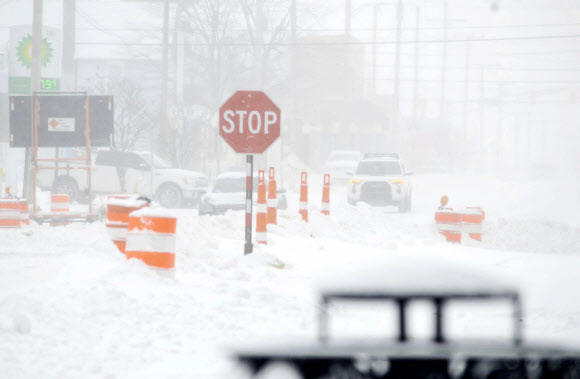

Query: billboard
[9,95,114,148]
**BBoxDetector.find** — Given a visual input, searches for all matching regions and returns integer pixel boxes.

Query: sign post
[244,155,254,255]
[219,91,281,255]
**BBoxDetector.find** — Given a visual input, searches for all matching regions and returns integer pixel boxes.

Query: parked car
[233,254,580,379]
[36,150,208,208]
[347,153,412,212]
[198,171,287,216]
[323,150,362,183]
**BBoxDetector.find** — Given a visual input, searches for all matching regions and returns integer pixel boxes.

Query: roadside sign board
[219,91,280,154]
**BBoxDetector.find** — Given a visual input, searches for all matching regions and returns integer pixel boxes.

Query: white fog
[0,1,579,378]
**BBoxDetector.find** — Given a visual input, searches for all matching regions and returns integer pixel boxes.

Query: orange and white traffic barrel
[461,207,484,241]
[18,199,29,225]
[51,194,69,213]
[321,174,330,216]
[299,172,308,222]
[106,195,149,254]
[125,208,177,271]
[256,170,267,244]
[50,194,70,226]
[434,209,462,243]
[467,206,486,221]
[0,199,21,229]
[267,167,277,225]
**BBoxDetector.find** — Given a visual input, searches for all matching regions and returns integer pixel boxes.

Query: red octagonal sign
[219,91,281,154]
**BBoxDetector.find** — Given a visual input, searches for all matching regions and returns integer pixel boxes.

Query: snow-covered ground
[1,173,579,378]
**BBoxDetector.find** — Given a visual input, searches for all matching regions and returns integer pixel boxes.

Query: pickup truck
[36,150,208,208]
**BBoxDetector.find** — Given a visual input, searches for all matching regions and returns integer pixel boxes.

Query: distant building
[291,34,391,166]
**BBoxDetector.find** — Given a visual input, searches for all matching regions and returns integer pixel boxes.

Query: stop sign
[219,91,281,154]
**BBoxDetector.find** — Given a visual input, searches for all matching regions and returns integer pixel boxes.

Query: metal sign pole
[244,154,254,255]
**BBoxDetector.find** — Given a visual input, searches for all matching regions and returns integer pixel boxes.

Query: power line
[75,32,580,46]
[376,65,580,72]
[376,78,580,85]
[16,21,575,33]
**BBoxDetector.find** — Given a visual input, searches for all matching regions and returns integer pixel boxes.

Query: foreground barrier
[434,209,462,243]
[299,172,308,222]
[125,208,177,271]
[106,195,149,254]
[321,174,330,216]
[256,170,267,245]
[0,199,21,229]
[267,167,277,225]
[461,207,484,241]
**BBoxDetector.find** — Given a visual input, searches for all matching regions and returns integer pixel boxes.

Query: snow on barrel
[125,207,177,271]
[106,194,149,254]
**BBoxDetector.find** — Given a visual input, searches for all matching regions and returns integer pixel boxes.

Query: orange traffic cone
[321,174,330,216]
[267,167,277,225]
[256,170,267,244]
[299,172,308,222]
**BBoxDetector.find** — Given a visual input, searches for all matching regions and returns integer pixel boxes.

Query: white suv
[347,153,412,212]
[36,150,208,208]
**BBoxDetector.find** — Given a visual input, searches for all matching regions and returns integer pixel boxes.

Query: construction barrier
[51,194,69,212]
[321,174,330,216]
[467,206,486,221]
[267,167,277,225]
[299,172,308,222]
[106,195,149,254]
[461,207,484,241]
[0,199,21,229]
[18,200,29,225]
[256,170,267,245]
[434,209,462,243]
[125,208,177,271]
[50,194,70,226]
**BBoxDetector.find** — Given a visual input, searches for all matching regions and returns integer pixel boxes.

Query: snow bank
[0,173,579,378]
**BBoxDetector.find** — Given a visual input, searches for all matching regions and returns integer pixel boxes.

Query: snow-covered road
[1,173,579,378]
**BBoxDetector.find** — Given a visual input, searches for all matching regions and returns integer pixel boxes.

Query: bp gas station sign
[8,25,61,94]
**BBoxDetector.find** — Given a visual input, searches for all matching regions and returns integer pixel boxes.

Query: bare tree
[86,75,155,152]
[238,0,290,89]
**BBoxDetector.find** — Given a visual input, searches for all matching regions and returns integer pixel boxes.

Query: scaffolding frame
[30,91,96,224]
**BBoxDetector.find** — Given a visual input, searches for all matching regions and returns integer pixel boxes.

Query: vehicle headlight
[350,179,364,186]
[389,179,404,186]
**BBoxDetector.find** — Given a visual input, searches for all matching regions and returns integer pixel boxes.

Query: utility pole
[25,0,43,199]
[174,2,184,168]
[412,7,420,130]
[372,5,379,97]
[160,0,169,162]
[393,0,403,148]
[287,0,296,189]
[479,66,485,169]
[462,38,470,143]
[345,0,351,37]
[62,0,76,91]
[440,0,448,125]
[496,83,504,171]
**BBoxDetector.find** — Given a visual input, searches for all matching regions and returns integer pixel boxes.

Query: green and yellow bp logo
[16,33,54,69]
